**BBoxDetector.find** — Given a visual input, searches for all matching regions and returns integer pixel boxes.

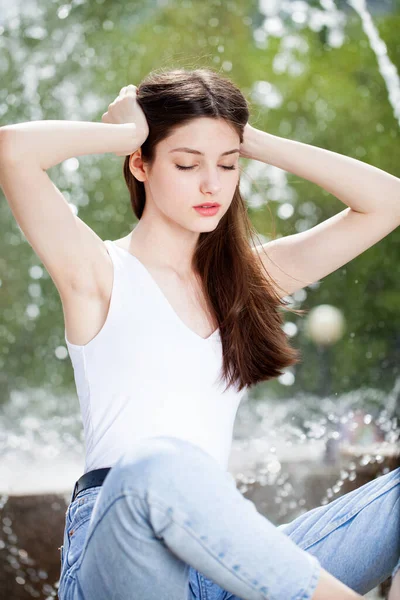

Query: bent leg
[65,436,322,600]
[203,467,400,600]
[275,467,400,596]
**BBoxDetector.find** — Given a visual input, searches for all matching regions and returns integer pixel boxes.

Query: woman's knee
[118,436,201,470]
[105,436,206,497]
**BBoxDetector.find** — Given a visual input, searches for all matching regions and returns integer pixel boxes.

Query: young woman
[0,68,399,600]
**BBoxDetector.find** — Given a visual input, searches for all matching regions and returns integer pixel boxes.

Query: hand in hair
[239,123,258,160]
[101,85,149,156]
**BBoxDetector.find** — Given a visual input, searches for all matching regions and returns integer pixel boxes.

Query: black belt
[72,467,111,503]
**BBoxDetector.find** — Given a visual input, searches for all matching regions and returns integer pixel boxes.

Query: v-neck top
[64,239,248,474]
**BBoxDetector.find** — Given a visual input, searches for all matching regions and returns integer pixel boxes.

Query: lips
[193,203,221,208]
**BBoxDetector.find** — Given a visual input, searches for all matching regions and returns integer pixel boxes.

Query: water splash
[348,0,400,126]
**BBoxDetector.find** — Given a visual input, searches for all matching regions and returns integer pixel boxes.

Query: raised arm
[0,120,140,170]
[0,118,145,296]
[241,124,400,298]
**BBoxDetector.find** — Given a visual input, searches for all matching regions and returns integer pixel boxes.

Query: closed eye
[175,165,236,171]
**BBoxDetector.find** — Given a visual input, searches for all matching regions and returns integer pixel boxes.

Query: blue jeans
[58,436,400,600]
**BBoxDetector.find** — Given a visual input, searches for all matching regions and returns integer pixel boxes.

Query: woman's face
[132,117,241,232]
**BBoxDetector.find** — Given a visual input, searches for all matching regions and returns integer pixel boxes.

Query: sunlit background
[0,0,399,598]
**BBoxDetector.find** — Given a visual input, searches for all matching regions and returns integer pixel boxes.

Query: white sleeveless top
[65,239,248,474]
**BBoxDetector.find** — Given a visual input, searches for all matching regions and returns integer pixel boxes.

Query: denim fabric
[58,436,400,600]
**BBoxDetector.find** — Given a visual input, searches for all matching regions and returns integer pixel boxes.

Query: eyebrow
[169,147,240,156]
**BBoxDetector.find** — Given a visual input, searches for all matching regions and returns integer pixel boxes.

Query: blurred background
[0,0,399,598]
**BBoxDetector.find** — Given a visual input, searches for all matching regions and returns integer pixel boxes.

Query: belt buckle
[72,480,79,502]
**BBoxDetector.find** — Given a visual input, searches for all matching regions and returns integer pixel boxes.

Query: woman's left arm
[241,124,400,297]
[241,124,400,216]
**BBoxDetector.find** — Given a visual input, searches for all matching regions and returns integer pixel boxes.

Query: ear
[128,148,149,182]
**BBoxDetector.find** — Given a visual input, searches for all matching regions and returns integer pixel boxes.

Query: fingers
[102,85,138,125]
[119,84,137,97]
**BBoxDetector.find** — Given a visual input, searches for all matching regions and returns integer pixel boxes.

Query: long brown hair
[123,67,304,394]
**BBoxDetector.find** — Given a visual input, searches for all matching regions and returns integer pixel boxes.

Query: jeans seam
[198,572,209,600]
[145,493,270,599]
[300,473,400,550]
[292,557,321,600]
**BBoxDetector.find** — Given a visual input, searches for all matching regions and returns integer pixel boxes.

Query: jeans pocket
[65,490,100,571]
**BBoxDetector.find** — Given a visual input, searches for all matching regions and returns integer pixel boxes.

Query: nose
[200,178,222,196]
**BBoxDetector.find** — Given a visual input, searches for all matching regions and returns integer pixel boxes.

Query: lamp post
[305,304,346,397]
[305,305,346,466]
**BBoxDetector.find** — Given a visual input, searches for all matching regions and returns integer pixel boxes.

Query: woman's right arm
[0,120,141,170]
[0,120,145,297]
